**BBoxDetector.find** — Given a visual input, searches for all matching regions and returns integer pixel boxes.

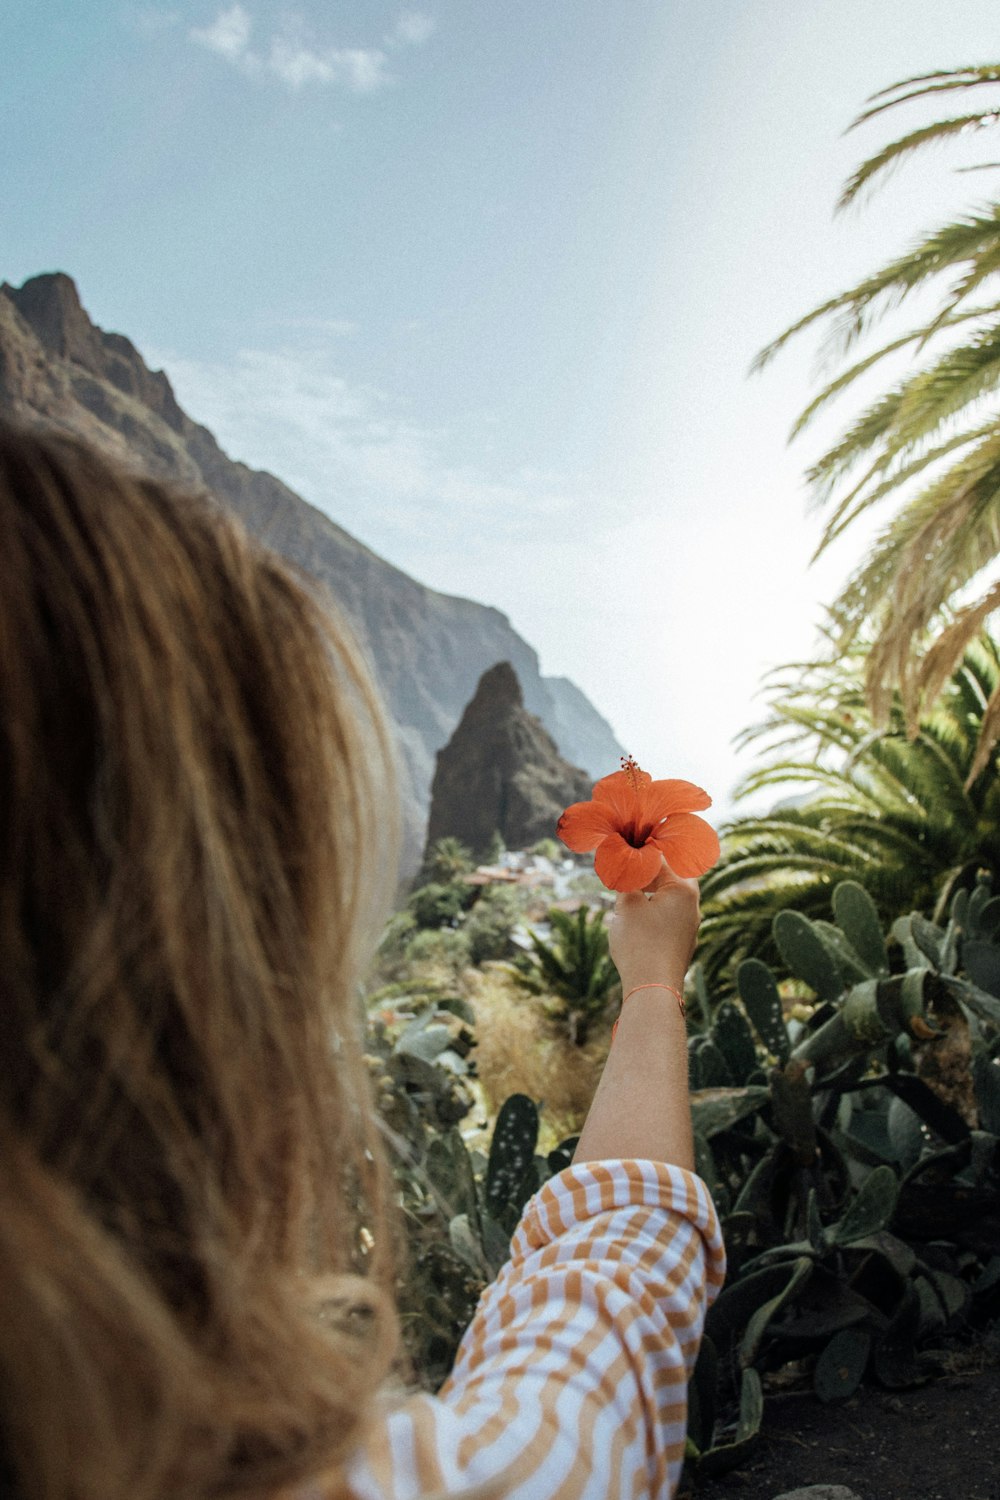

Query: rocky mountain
[0,272,619,869]
[425,661,592,855]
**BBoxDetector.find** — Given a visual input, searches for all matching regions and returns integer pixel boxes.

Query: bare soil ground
[685,1347,1000,1500]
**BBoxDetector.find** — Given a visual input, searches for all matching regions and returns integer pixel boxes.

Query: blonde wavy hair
[0,425,402,1500]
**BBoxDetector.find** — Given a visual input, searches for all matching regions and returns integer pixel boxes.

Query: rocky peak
[425,661,593,857]
[3,273,185,430]
[3,272,100,366]
[461,660,523,716]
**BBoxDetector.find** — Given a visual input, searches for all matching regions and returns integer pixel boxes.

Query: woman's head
[0,424,398,1500]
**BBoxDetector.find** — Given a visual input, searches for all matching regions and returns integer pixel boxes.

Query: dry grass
[463,965,610,1149]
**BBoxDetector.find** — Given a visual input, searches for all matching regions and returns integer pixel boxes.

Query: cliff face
[425,662,592,855]
[0,273,621,869]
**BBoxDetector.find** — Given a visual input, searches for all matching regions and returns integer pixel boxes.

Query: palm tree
[698,633,1000,984]
[756,65,1000,779]
[418,836,474,885]
[516,905,619,1046]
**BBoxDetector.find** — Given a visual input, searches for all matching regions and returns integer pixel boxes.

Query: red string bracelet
[611,981,686,1041]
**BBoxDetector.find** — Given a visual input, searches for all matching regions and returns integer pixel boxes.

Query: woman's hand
[608,859,700,997]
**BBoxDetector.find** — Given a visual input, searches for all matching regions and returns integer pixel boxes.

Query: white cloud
[150,346,577,549]
[187,6,431,92]
[190,2,254,64]
[266,38,389,92]
[388,11,435,47]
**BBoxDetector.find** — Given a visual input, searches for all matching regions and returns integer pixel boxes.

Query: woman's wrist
[621,978,685,1008]
[612,979,689,1042]
[616,969,688,1000]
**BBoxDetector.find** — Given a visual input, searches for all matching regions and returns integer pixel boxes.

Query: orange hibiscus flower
[557,755,720,892]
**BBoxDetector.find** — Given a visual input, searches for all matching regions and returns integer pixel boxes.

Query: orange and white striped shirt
[348,1158,726,1500]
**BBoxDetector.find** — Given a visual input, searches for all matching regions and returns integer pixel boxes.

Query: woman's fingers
[609,864,701,983]
[641,855,700,897]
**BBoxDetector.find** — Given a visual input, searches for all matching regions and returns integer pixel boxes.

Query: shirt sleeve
[346,1158,726,1500]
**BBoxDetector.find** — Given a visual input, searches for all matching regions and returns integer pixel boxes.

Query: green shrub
[485,830,506,864]
[531,838,562,862]
[403,926,472,971]
[464,885,526,964]
[407,880,471,930]
[418,837,475,886]
[371,909,419,981]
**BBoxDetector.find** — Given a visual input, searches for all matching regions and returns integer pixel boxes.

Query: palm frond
[918,238,1000,340]
[832,431,1000,650]
[802,308,1000,510]
[967,677,1000,782]
[816,424,993,557]
[789,305,998,438]
[864,66,1000,101]
[893,320,1000,439]
[915,581,1000,703]
[805,387,909,499]
[839,112,1000,209]
[753,210,1000,372]
[853,65,1000,121]
[827,209,1000,362]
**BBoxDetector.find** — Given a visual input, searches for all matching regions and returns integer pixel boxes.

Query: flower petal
[557,799,617,853]
[643,778,712,822]
[594,834,664,892]
[590,769,647,826]
[648,812,721,878]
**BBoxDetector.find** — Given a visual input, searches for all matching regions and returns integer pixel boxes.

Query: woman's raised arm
[573,866,700,1170]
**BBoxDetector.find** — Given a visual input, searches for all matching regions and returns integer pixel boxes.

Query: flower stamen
[620,753,643,792]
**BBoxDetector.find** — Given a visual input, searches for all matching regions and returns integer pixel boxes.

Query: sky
[6,0,1000,822]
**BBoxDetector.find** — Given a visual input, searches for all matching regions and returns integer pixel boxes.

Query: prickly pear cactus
[737,959,789,1063]
[485,1093,541,1229]
[686,874,1000,1480]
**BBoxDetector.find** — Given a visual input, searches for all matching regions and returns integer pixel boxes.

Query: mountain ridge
[0,272,621,869]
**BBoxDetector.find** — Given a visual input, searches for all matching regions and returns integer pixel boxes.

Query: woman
[0,424,723,1500]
